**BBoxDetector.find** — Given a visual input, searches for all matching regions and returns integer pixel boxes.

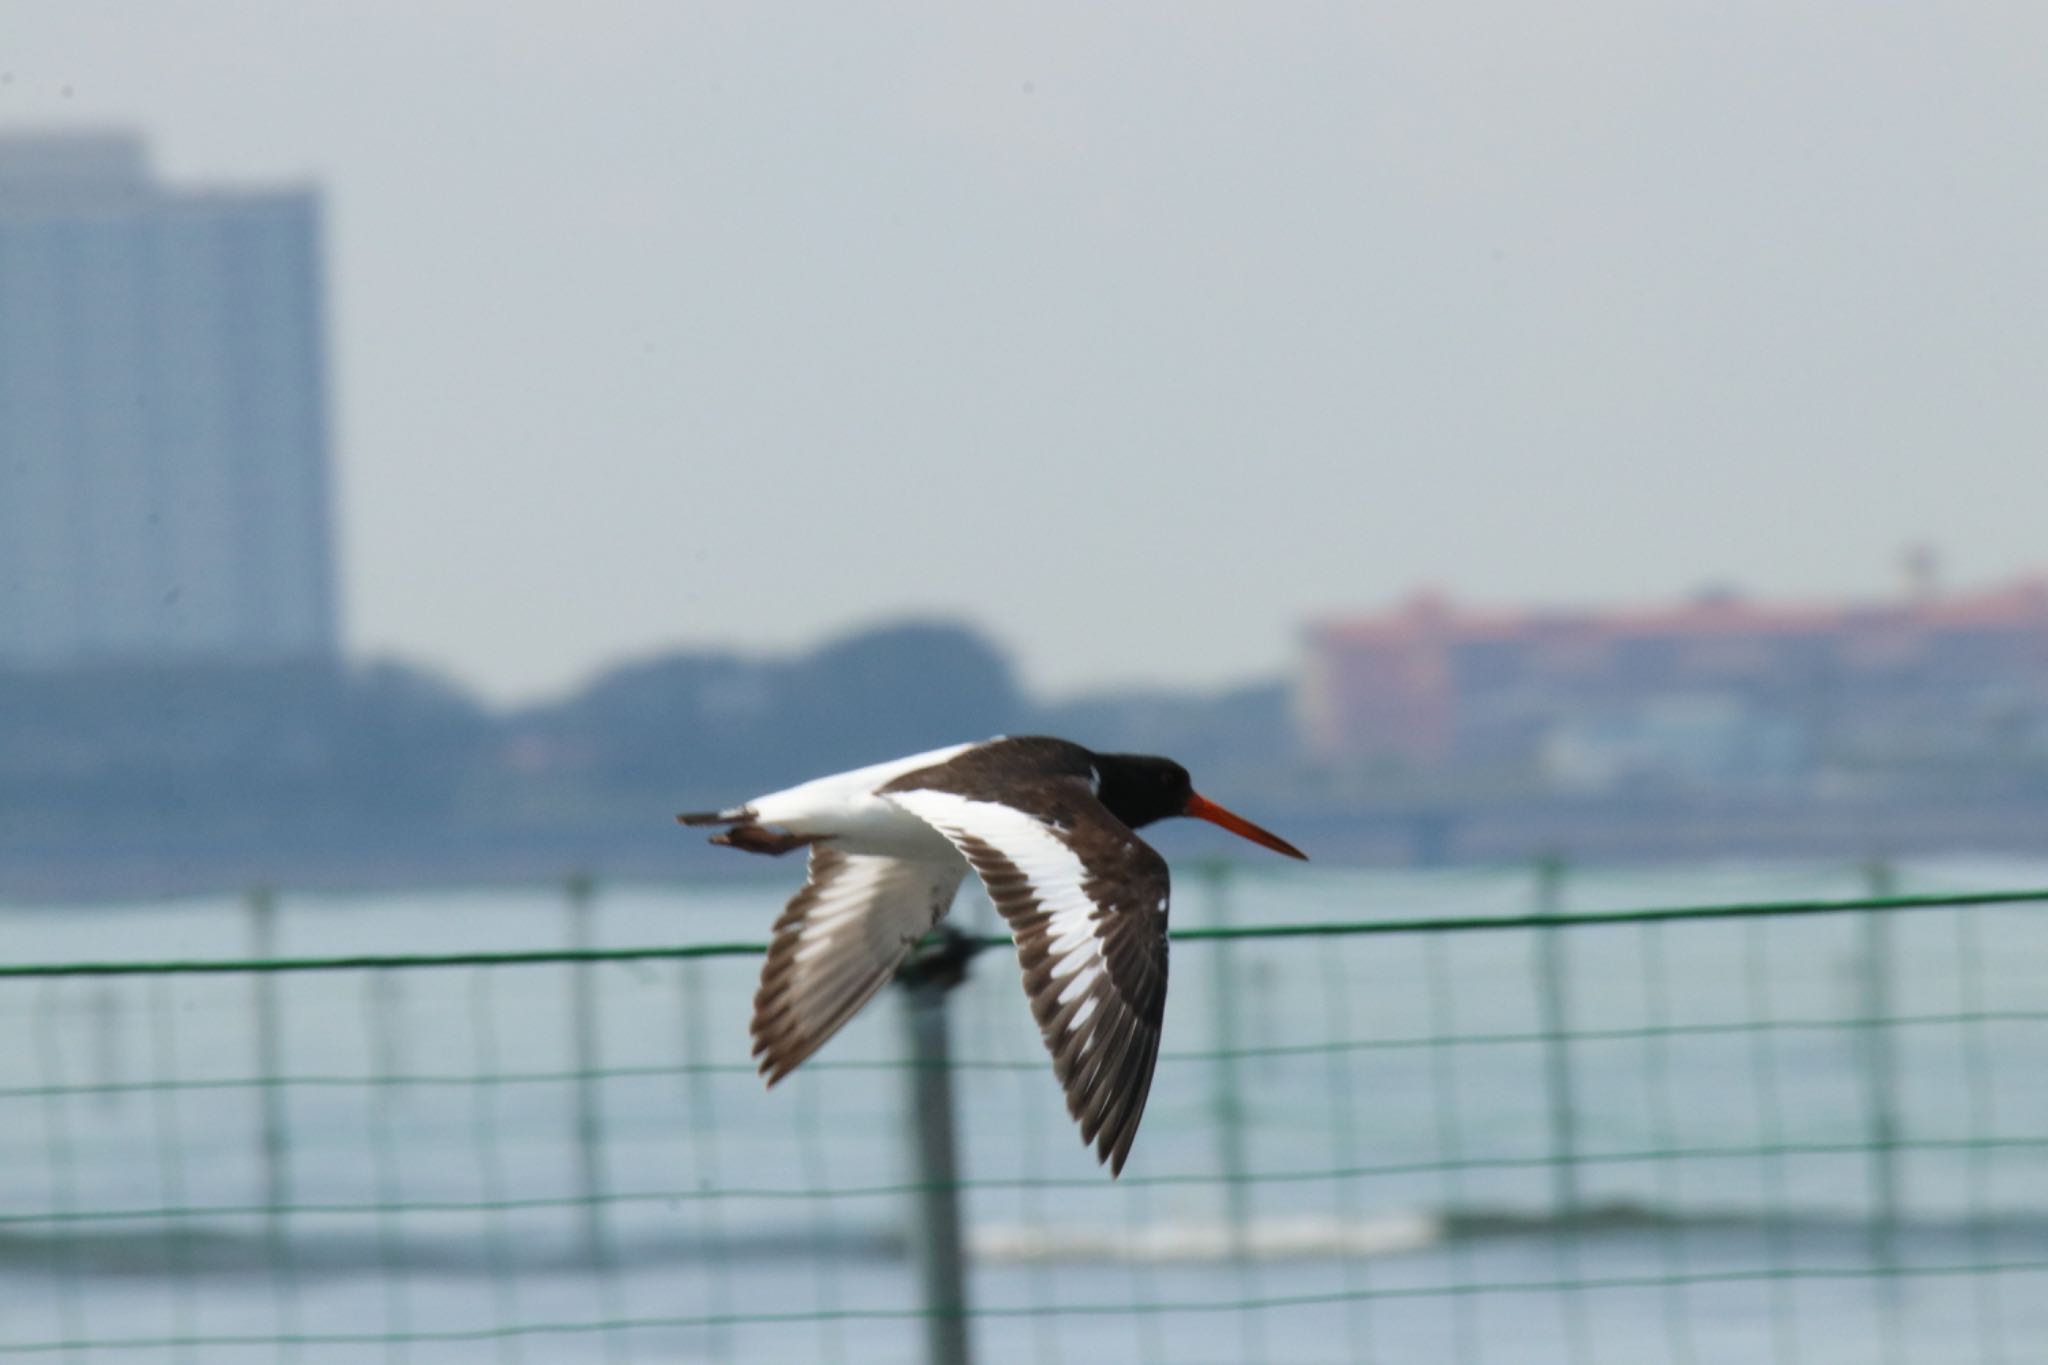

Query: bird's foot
[710,825,823,857]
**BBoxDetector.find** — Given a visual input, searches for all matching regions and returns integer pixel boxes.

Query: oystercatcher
[677,736,1307,1174]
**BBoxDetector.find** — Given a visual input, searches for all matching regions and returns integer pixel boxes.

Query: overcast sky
[6,4,2045,702]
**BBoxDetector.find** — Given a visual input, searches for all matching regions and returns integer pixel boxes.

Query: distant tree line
[0,620,1293,888]
[14,618,2048,896]
[523,622,1029,804]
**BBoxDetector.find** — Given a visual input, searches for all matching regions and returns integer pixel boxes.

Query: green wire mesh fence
[4,872,2048,1363]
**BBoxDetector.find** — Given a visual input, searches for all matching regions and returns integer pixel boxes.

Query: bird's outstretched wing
[883,771,1169,1175]
[751,846,967,1084]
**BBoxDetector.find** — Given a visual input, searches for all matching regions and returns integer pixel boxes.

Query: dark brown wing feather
[883,750,1170,1176]
[963,829,1167,1174]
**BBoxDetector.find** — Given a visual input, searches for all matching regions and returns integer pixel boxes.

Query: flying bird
[677,735,1307,1174]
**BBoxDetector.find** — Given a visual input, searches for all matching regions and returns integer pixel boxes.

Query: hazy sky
[6,5,2045,703]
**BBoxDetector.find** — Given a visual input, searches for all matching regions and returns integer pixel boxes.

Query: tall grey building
[0,132,339,666]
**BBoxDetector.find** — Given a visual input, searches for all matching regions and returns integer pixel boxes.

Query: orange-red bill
[1183,793,1308,861]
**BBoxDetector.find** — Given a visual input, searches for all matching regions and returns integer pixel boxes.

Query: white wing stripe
[1048,924,1097,957]
[883,793,1111,983]
[1056,964,1101,1002]
[881,784,1170,1176]
[1050,950,1096,982]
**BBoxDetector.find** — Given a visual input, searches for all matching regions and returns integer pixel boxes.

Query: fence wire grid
[4,872,2048,1365]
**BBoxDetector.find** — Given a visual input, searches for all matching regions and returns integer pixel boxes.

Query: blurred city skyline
[5,5,2046,704]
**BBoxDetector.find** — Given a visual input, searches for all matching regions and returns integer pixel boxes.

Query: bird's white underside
[742,741,983,861]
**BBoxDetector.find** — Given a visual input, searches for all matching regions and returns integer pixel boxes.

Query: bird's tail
[676,805,751,827]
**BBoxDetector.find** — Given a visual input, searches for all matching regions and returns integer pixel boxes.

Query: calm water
[4,857,2047,1363]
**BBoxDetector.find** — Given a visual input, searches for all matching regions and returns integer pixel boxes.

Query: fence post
[897,927,979,1365]
[1204,859,1254,1258]
[1532,853,1579,1218]
[566,870,611,1268]
[1860,858,1901,1272]
[247,885,291,1247]
[91,984,122,1113]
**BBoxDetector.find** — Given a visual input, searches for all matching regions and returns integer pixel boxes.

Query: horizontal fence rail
[9,887,2048,978]
[3,874,2047,1363]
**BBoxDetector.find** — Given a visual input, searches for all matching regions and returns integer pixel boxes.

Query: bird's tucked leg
[711,825,825,857]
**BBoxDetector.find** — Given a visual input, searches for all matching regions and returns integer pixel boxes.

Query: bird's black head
[1094,752,1308,860]
[1093,754,1196,830]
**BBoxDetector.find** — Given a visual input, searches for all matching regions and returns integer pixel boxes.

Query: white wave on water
[973,1211,1444,1263]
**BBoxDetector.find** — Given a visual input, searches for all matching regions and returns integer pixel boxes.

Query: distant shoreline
[7,791,2047,904]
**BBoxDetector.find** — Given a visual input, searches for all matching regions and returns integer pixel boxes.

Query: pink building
[1300,577,2048,783]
